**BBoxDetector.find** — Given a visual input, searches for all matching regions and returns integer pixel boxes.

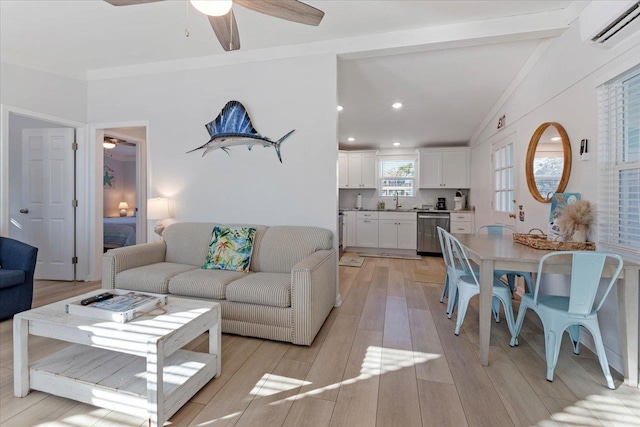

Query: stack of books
[66,290,168,322]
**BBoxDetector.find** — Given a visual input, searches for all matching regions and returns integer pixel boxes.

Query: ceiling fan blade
[235,0,324,26]
[103,0,166,6]
[208,10,241,52]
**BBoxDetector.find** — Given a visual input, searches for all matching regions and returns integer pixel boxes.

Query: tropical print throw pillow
[203,226,257,273]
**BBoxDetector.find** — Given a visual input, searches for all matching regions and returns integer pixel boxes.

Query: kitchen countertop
[339,208,474,213]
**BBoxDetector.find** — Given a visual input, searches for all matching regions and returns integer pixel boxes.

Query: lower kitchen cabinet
[378,212,417,250]
[450,212,475,234]
[356,218,379,247]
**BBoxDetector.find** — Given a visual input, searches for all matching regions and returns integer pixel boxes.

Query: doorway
[101,128,146,252]
[6,112,79,281]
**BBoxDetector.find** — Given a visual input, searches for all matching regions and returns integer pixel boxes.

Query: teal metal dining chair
[442,229,516,336]
[509,251,624,389]
[477,224,533,295]
[437,226,456,315]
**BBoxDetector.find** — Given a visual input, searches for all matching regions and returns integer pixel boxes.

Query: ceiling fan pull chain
[185,0,190,37]
[229,9,234,50]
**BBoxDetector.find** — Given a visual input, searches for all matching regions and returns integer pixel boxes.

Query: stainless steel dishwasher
[417,212,450,255]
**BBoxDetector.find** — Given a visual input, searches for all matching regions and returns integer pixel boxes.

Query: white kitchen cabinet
[397,220,417,249]
[356,211,379,247]
[450,212,475,234]
[378,220,399,249]
[338,152,349,189]
[340,151,376,189]
[378,212,417,249]
[419,148,469,189]
[344,211,357,247]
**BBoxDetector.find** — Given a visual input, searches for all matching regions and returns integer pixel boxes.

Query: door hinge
[72,142,78,151]
[72,199,78,208]
[72,257,78,264]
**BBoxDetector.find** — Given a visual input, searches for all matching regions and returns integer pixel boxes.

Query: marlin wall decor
[187,100,295,163]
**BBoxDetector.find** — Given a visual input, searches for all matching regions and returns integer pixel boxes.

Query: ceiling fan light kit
[190,0,232,17]
[104,0,324,52]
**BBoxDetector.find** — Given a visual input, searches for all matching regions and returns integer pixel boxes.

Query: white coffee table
[13,290,221,427]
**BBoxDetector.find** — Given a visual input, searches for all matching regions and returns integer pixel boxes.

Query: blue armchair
[0,237,38,320]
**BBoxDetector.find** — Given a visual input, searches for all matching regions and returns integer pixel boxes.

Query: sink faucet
[393,190,400,209]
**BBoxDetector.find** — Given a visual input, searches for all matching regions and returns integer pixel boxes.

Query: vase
[572,227,588,243]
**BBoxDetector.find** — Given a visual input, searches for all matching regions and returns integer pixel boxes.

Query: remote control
[81,293,114,306]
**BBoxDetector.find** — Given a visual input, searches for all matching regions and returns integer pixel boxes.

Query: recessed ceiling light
[392,102,403,109]
[551,136,561,141]
[393,142,400,146]
[337,105,344,111]
[348,137,355,142]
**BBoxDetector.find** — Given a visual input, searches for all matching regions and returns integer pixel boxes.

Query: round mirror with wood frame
[525,122,572,203]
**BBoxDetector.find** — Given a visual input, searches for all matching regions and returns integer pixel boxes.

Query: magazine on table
[66,290,168,323]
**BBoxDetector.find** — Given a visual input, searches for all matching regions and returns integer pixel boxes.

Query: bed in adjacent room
[103,217,137,250]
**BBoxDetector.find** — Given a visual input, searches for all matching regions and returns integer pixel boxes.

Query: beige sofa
[102,222,336,345]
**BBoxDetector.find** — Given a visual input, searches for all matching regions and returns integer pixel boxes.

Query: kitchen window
[598,65,640,254]
[379,157,416,197]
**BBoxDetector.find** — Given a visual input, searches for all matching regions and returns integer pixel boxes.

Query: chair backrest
[534,251,624,315]
[437,226,452,269]
[476,224,516,235]
[441,230,479,286]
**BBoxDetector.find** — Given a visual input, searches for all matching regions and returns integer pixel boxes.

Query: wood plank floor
[1,255,640,426]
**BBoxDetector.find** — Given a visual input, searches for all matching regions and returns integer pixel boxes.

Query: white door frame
[89,122,149,281]
[0,104,88,279]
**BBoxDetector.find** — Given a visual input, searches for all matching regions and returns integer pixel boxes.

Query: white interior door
[491,133,517,230]
[21,128,75,280]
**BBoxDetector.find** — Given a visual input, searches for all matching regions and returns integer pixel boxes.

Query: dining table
[453,233,640,387]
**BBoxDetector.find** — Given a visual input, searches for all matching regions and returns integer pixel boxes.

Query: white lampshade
[190,0,232,16]
[118,201,129,217]
[147,197,170,220]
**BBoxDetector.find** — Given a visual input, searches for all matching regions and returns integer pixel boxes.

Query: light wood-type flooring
[2,254,640,426]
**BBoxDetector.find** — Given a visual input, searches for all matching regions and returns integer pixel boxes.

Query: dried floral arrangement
[555,199,592,242]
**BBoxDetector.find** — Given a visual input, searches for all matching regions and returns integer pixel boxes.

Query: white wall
[0,62,87,122]
[469,22,640,373]
[88,54,338,241]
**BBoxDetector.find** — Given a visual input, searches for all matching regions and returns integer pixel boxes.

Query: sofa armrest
[290,249,337,345]
[102,242,167,289]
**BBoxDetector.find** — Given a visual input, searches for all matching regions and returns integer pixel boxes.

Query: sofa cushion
[252,226,333,273]
[226,273,291,308]
[203,226,257,273]
[116,262,197,294]
[163,222,269,270]
[168,269,247,299]
[0,269,25,289]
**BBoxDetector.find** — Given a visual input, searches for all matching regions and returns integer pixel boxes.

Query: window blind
[598,65,640,253]
[379,158,415,197]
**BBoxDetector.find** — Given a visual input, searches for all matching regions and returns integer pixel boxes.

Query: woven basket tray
[512,228,595,251]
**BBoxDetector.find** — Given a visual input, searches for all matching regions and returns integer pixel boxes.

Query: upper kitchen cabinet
[418,148,470,189]
[339,151,376,189]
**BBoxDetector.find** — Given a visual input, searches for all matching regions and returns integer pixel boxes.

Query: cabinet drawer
[378,212,417,221]
[357,211,379,220]
[450,213,473,222]
[450,223,472,233]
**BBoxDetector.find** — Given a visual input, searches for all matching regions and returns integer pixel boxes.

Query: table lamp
[118,202,129,217]
[147,197,170,236]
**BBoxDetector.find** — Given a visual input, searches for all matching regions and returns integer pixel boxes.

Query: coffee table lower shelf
[29,344,217,422]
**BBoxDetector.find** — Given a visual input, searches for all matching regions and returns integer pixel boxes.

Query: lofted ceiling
[0,0,576,150]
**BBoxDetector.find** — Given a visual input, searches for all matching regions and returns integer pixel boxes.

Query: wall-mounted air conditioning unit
[580,0,640,47]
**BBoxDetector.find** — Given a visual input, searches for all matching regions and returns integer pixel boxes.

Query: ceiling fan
[103,0,325,52]
[103,137,136,149]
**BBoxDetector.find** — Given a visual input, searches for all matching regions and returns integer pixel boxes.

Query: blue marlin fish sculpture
[187,100,295,163]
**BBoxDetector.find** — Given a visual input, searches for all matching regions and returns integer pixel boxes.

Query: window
[493,142,515,213]
[598,65,640,253]
[379,157,415,197]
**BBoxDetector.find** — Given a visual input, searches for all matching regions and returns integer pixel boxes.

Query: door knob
[19,208,29,214]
